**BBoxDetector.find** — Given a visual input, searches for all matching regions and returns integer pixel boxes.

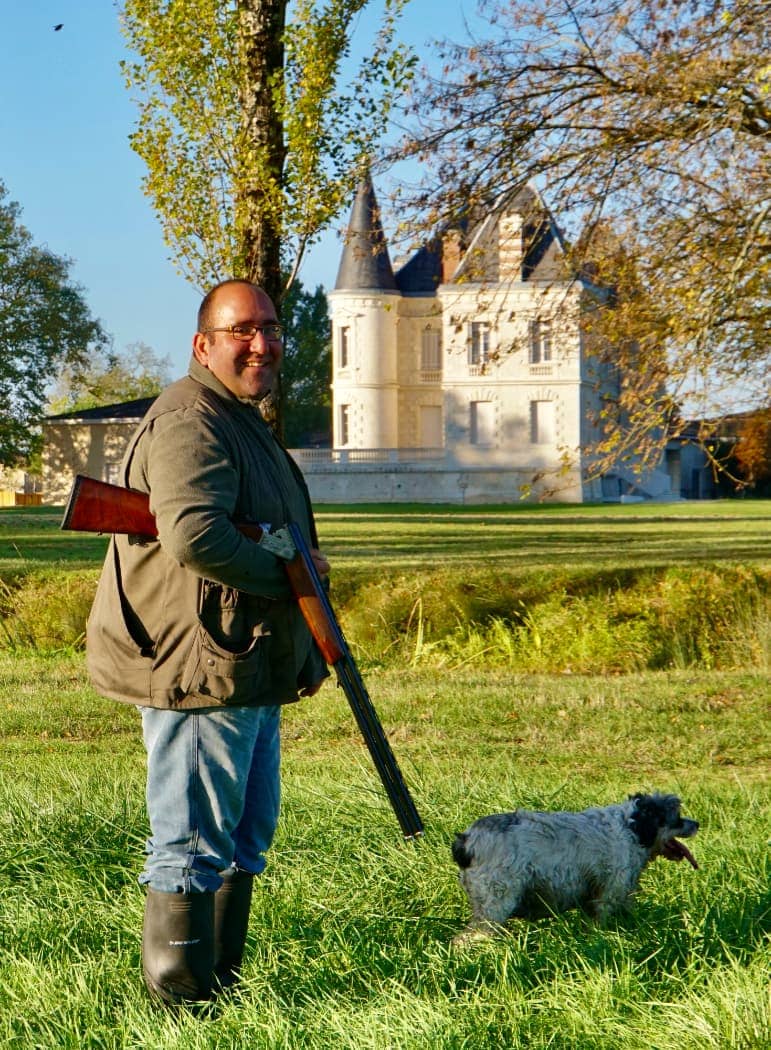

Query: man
[86,280,330,1005]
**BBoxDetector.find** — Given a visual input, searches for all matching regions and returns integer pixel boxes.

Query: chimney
[441,230,463,282]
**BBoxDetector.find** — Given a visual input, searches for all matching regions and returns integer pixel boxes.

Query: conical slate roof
[334,176,397,291]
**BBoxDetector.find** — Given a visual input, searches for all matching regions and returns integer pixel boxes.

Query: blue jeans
[139,705,281,893]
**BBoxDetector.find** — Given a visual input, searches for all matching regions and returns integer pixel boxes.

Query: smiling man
[193,282,284,402]
[86,279,330,1006]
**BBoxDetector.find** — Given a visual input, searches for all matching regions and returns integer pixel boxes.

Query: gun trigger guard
[258,527,295,561]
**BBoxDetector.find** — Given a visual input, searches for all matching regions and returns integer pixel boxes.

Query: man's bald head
[197,279,269,334]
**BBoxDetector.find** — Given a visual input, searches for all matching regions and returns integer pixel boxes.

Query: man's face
[192,283,283,401]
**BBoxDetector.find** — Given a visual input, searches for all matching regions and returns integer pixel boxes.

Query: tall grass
[341,564,771,674]
[1,563,768,676]
[2,502,769,672]
[0,569,98,651]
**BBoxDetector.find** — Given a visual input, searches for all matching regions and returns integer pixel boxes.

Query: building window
[339,326,350,369]
[421,327,442,371]
[529,319,552,364]
[468,322,490,367]
[339,403,350,446]
[470,401,495,446]
[529,400,555,444]
[420,405,442,447]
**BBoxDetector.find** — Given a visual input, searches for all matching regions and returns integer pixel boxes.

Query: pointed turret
[335,175,397,291]
[329,175,401,451]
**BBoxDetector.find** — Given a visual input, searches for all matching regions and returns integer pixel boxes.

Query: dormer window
[468,322,490,367]
[529,319,552,364]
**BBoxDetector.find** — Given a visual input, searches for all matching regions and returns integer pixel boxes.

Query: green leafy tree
[396,0,769,476]
[120,0,415,307]
[0,182,107,466]
[121,0,414,436]
[47,341,172,415]
[281,282,331,447]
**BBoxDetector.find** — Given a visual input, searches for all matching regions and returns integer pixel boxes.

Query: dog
[451,793,698,942]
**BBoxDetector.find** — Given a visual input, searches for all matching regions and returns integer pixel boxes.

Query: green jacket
[86,357,329,710]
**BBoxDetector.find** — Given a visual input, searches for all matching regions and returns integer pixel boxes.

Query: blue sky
[2,1,485,381]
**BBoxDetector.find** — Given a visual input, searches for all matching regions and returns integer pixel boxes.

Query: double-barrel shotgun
[62,474,424,841]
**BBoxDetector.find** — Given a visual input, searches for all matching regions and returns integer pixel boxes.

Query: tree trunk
[237,0,287,435]
[236,0,287,309]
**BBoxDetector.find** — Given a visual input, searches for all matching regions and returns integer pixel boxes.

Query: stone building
[42,398,155,506]
[314,176,675,503]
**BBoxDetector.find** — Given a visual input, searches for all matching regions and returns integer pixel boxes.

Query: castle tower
[327,175,401,450]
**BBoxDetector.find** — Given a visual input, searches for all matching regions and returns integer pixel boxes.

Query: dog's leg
[589,872,638,925]
[452,872,522,946]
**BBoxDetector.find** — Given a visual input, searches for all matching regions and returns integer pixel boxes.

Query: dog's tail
[452,832,473,869]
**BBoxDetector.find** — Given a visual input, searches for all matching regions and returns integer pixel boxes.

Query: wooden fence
[0,492,43,507]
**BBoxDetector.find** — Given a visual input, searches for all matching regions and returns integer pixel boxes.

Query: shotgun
[62,474,424,841]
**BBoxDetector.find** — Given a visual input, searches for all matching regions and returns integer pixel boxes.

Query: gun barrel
[286,523,424,841]
[335,659,424,839]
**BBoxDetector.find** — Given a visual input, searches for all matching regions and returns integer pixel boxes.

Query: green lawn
[1,500,770,575]
[0,657,767,1048]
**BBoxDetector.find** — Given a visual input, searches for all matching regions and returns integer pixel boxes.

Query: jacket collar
[188,354,234,401]
[187,354,271,413]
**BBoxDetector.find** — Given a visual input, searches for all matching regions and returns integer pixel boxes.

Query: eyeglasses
[202,323,284,342]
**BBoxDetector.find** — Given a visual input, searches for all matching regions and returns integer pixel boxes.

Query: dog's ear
[629,794,669,848]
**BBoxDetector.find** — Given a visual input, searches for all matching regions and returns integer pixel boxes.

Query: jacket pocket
[179,624,271,704]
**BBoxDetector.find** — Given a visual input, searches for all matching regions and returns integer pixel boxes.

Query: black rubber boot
[213,869,254,991]
[142,888,215,1005]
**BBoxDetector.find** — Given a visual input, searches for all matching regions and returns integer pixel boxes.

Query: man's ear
[192,332,210,365]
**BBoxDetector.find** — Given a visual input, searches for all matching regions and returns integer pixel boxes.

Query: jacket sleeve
[132,404,293,600]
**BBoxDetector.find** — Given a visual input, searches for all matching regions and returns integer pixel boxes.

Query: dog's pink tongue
[661,839,698,869]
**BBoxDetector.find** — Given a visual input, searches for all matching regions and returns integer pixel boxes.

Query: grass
[0,657,768,1048]
[0,502,769,1046]
[1,503,770,675]
[2,500,771,577]
[314,502,771,574]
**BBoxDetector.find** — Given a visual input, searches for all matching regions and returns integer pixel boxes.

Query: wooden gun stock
[62,473,159,538]
[62,475,423,840]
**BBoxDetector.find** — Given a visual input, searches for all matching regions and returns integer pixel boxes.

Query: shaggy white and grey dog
[452,793,698,942]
